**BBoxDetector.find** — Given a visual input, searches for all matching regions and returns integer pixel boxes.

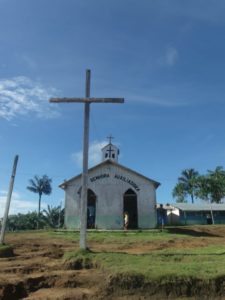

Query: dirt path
[0,234,106,299]
[0,226,225,299]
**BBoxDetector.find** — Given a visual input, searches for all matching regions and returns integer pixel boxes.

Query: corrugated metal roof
[171,203,225,211]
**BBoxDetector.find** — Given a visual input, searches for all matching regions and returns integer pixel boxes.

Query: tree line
[1,174,64,231]
[6,206,64,231]
[173,166,225,204]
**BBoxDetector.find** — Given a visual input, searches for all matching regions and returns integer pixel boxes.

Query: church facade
[60,142,160,229]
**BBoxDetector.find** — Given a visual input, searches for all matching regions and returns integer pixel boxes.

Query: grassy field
[49,228,187,243]
[64,245,225,280]
[1,226,225,299]
[48,227,225,280]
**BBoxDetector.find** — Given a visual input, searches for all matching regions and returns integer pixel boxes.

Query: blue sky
[1,0,225,216]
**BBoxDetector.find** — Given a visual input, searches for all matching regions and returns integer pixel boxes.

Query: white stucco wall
[64,162,158,229]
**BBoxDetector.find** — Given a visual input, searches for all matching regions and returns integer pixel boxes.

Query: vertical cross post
[80,70,91,249]
[50,69,124,250]
[107,135,114,144]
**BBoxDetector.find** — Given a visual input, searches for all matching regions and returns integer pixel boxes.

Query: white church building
[60,140,160,229]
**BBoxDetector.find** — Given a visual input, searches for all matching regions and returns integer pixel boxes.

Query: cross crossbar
[49,69,124,250]
[50,97,124,103]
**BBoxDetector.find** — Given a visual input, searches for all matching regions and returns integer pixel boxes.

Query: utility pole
[50,69,124,249]
[58,201,62,228]
[0,155,19,245]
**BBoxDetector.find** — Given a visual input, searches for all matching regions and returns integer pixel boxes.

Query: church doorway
[87,189,96,229]
[123,189,138,229]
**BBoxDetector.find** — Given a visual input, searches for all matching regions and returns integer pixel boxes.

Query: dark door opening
[87,189,96,229]
[123,189,138,229]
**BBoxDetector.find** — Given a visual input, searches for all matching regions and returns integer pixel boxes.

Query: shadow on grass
[0,244,14,257]
[88,250,225,257]
[166,227,221,237]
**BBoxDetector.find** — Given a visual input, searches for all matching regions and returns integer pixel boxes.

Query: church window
[105,153,108,158]
[112,153,115,158]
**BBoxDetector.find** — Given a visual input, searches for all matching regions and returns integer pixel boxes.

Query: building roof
[101,143,117,151]
[171,203,225,212]
[157,203,174,210]
[59,159,160,189]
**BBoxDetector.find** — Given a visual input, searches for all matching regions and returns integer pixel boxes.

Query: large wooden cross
[50,69,124,249]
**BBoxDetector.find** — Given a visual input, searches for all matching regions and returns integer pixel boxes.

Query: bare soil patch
[0,226,225,299]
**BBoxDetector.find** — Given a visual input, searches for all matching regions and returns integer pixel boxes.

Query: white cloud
[165,46,179,66]
[0,190,47,218]
[0,76,60,120]
[158,46,179,67]
[71,140,108,168]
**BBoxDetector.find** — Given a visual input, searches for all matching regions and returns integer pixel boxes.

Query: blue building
[158,203,225,226]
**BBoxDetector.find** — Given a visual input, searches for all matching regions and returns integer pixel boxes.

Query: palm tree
[173,168,199,203]
[27,175,52,229]
[207,166,225,203]
[43,205,64,228]
[172,183,187,203]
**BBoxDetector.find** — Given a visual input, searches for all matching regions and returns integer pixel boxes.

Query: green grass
[7,227,225,280]
[64,244,225,280]
[58,228,225,280]
[49,228,188,245]
[0,244,10,249]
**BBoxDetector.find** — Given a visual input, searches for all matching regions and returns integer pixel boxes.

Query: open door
[123,189,138,229]
[87,189,96,229]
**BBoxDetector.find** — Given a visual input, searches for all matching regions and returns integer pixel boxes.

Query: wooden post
[0,155,19,245]
[49,69,124,250]
[80,70,91,249]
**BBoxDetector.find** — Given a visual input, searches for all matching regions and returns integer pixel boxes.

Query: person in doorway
[158,204,166,231]
[124,211,129,230]
[88,206,95,228]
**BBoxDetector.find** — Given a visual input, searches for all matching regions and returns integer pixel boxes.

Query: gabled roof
[59,159,160,189]
[171,203,225,211]
[101,143,116,150]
